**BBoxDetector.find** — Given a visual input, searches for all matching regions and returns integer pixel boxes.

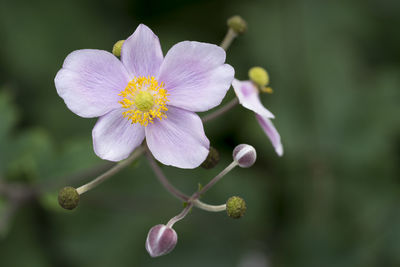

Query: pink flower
[55,24,234,168]
[232,79,283,156]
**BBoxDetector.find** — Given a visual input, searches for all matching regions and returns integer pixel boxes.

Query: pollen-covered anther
[248,67,270,87]
[118,76,169,126]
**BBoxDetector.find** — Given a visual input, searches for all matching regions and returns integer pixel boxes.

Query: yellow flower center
[118,76,169,126]
[134,91,154,112]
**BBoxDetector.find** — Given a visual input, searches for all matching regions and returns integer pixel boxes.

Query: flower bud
[58,186,79,210]
[112,40,124,57]
[249,67,270,87]
[145,224,178,258]
[226,196,247,219]
[201,146,220,169]
[233,144,257,168]
[227,15,247,34]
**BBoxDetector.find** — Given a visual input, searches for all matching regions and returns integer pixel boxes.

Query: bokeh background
[1,0,400,266]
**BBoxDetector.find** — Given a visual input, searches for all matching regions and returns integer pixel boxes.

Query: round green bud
[58,186,79,210]
[249,67,270,87]
[112,40,125,57]
[201,146,220,169]
[227,15,247,34]
[226,196,246,219]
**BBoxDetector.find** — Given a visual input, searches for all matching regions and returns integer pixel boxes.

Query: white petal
[157,41,234,112]
[145,107,209,169]
[121,24,163,77]
[55,49,130,118]
[93,109,145,161]
[232,79,275,118]
[256,115,283,156]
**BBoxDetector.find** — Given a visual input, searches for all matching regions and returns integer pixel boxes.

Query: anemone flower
[55,24,234,168]
[232,79,283,156]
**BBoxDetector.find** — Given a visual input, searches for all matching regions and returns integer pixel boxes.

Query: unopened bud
[112,40,125,57]
[226,196,247,219]
[233,144,257,168]
[145,224,178,258]
[249,67,270,87]
[227,15,247,34]
[201,146,220,169]
[58,186,79,210]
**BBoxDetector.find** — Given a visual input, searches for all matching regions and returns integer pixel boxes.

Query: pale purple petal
[145,106,210,169]
[157,41,234,112]
[232,79,275,118]
[92,109,145,161]
[256,115,283,156]
[121,24,163,77]
[55,49,130,118]
[145,225,178,258]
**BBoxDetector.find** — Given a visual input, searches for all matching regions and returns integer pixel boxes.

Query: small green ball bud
[201,146,220,169]
[58,186,79,210]
[227,15,247,34]
[112,40,125,57]
[249,67,270,87]
[226,196,246,219]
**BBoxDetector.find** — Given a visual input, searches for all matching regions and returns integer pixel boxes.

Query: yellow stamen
[260,86,274,94]
[248,67,269,87]
[118,76,169,126]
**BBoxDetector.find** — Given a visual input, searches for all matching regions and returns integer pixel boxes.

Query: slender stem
[145,151,190,201]
[202,97,239,123]
[146,150,229,212]
[76,146,145,195]
[193,200,226,212]
[166,203,193,228]
[220,28,238,51]
[40,162,113,193]
[192,161,238,200]
[166,161,238,226]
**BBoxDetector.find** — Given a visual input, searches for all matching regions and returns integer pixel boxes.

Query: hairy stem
[193,200,226,212]
[76,146,145,195]
[220,28,238,51]
[192,161,238,200]
[166,161,238,226]
[145,151,230,212]
[145,151,189,202]
[166,203,193,228]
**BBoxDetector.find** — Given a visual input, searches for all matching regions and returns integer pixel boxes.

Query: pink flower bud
[233,144,257,168]
[145,224,178,257]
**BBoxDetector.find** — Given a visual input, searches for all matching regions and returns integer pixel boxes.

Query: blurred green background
[1,0,400,266]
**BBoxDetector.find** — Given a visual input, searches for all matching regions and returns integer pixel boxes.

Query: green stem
[76,146,144,195]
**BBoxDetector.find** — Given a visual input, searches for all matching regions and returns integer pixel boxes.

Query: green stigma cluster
[227,15,247,34]
[226,196,246,219]
[201,146,220,169]
[58,186,80,210]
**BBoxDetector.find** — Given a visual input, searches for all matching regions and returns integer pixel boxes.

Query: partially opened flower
[232,68,283,156]
[55,24,234,168]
